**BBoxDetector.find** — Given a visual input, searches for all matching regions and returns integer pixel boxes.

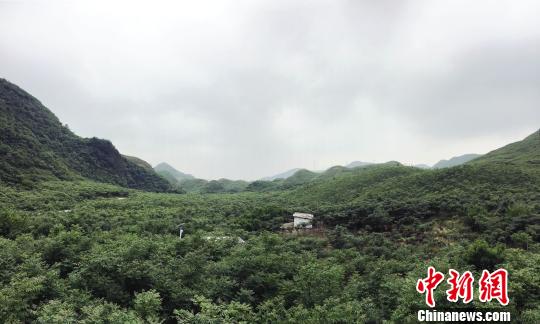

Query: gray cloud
[1,0,539,179]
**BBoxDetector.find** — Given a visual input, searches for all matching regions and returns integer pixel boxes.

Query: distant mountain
[321,165,351,178]
[0,79,171,192]
[281,169,318,187]
[206,178,249,193]
[345,161,373,168]
[180,178,249,193]
[153,162,251,193]
[413,164,431,169]
[261,168,302,181]
[289,132,540,205]
[249,168,318,192]
[156,170,182,188]
[248,162,403,192]
[262,161,374,181]
[432,153,482,169]
[154,162,195,182]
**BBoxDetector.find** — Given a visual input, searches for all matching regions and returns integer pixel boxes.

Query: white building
[293,212,314,229]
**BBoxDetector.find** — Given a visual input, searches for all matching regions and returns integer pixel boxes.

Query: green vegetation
[260,168,302,181]
[432,153,482,168]
[248,169,319,192]
[470,130,540,167]
[124,155,155,171]
[154,162,195,183]
[0,81,539,322]
[178,178,250,194]
[154,162,249,194]
[0,162,538,322]
[0,79,171,192]
[0,129,538,322]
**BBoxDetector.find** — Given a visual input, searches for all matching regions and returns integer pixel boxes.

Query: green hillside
[281,169,319,187]
[247,169,318,192]
[247,162,402,193]
[0,79,171,192]
[288,163,422,205]
[154,162,195,182]
[123,155,154,171]
[180,178,249,193]
[284,131,539,231]
[470,130,540,166]
[153,163,251,193]
[260,168,302,181]
[432,153,482,168]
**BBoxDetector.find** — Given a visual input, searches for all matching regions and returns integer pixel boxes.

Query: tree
[134,290,162,323]
[464,240,505,271]
[174,296,254,324]
[511,232,532,250]
[292,262,345,307]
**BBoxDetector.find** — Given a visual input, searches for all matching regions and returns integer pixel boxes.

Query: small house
[293,212,313,229]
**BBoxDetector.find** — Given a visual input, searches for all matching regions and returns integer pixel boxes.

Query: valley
[0,79,539,322]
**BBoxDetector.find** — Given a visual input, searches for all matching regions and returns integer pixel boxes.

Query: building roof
[293,212,314,220]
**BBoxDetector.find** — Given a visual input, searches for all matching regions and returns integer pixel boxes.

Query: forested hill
[432,153,481,168]
[0,79,171,192]
[154,162,195,182]
[283,130,540,229]
[469,130,540,167]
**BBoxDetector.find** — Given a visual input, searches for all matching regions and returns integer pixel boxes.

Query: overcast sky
[1,0,539,180]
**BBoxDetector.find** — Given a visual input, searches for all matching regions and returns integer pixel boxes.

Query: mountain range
[150,151,487,192]
[1,78,537,195]
[256,154,482,183]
